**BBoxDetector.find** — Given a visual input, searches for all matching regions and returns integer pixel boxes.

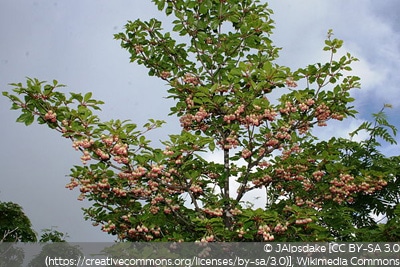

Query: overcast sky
[1,1,399,242]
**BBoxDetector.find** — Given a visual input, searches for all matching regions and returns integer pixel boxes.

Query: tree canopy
[0,201,37,242]
[3,0,400,241]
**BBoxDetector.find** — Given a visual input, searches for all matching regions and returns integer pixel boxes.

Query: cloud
[270,0,400,110]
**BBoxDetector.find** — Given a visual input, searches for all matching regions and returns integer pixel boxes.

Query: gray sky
[1,1,399,242]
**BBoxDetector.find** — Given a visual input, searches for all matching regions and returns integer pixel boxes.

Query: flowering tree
[3,0,399,241]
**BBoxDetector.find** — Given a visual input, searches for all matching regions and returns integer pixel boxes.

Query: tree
[3,0,399,241]
[0,201,37,242]
[0,201,36,267]
[28,229,83,267]
[0,201,77,266]
[38,227,68,242]
[0,201,69,242]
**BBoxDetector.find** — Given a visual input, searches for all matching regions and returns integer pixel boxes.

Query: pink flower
[44,110,57,123]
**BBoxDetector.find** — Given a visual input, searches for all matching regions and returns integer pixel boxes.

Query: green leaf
[16,112,34,126]
[156,0,165,10]
[70,92,83,102]
[172,23,183,32]
[209,141,215,152]
[83,92,93,102]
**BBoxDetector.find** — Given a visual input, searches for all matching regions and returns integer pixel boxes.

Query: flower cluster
[163,146,175,156]
[257,225,274,241]
[328,174,388,203]
[126,224,153,241]
[95,148,110,160]
[102,221,116,233]
[160,71,171,80]
[203,207,223,217]
[110,142,129,164]
[80,150,91,164]
[200,235,215,242]
[241,149,252,159]
[194,107,209,122]
[190,184,203,194]
[44,110,57,123]
[279,101,297,115]
[236,227,246,238]
[101,135,117,146]
[179,108,210,131]
[274,164,309,182]
[183,73,200,85]
[163,204,180,215]
[312,170,325,181]
[218,131,239,149]
[134,45,143,54]
[229,207,242,216]
[295,218,312,225]
[252,174,272,188]
[72,139,94,150]
[285,78,297,88]
[223,105,277,128]
[112,143,128,156]
[315,103,331,126]
[273,222,288,233]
